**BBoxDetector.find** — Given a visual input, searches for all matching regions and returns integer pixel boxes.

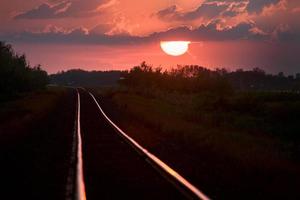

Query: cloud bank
[3,21,295,45]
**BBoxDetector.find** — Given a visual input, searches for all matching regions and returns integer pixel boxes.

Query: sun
[160,41,190,56]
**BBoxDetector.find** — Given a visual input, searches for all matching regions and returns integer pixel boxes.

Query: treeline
[50,69,121,87]
[120,62,232,94]
[0,42,48,100]
[227,68,300,91]
[120,62,300,93]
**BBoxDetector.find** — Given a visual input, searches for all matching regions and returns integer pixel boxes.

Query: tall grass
[102,88,300,165]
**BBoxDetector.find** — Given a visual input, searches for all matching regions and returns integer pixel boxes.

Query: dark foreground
[2,86,299,199]
[0,88,187,199]
[93,88,300,200]
[0,89,75,199]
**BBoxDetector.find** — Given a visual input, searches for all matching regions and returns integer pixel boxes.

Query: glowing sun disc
[160,41,190,56]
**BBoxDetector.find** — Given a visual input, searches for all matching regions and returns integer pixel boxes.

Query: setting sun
[160,41,191,56]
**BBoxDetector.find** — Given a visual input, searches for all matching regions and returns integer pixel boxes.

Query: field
[0,87,65,140]
[0,87,76,199]
[95,87,300,199]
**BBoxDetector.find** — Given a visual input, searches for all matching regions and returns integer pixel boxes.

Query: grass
[114,93,288,161]
[96,87,300,199]
[0,86,76,199]
[0,86,68,142]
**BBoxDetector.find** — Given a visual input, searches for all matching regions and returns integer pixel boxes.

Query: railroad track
[70,88,210,200]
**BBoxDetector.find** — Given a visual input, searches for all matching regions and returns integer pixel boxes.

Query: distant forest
[0,42,48,100]
[50,62,300,93]
[50,70,121,87]
[120,62,300,93]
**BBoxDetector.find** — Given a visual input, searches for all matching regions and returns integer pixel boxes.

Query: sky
[1,0,300,74]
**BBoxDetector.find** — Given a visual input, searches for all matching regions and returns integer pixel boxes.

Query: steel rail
[75,90,87,200]
[89,91,210,200]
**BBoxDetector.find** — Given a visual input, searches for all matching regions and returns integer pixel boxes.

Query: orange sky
[13,40,299,74]
[1,0,300,73]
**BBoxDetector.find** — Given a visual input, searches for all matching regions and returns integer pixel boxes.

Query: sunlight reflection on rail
[76,90,87,200]
[89,91,210,200]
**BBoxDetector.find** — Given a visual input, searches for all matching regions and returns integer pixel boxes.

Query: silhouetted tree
[120,62,300,93]
[0,42,48,100]
[120,62,233,95]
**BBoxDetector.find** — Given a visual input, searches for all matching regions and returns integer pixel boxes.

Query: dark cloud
[221,1,247,17]
[246,0,281,13]
[156,2,228,21]
[208,0,281,14]
[0,27,142,45]
[156,5,178,19]
[1,21,272,45]
[90,24,112,34]
[181,3,228,20]
[14,0,108,19]
[149,21,267,41]
[14,2,70,19]
[156,0,282,22]
[222,10,238,17]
